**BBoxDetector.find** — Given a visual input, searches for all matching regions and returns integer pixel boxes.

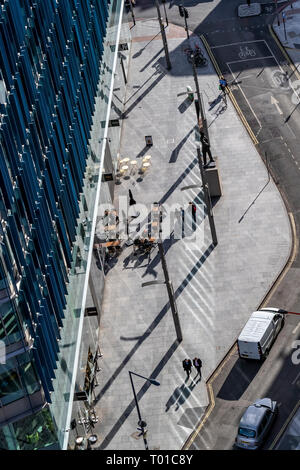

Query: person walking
[182,358,192,379]
[189,202,197,230]
[193,357,202,378]
[219,76,227,95]
[200,131,214,167]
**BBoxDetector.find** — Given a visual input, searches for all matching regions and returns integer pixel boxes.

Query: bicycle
[184,47,208,67]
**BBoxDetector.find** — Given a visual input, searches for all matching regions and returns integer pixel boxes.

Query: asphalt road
[126,0,300,450]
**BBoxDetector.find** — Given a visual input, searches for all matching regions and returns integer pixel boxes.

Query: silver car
[235,398,278,449]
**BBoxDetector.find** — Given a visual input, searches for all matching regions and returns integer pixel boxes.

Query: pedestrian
[181,206,185,238]
[182,358,192,379]
[200,131,214,167]
[247,0,251,6]
[193,357,202,378]
[219,76,227,95]
[189,202,196,222]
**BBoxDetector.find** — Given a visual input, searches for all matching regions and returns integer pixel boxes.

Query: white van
[237,308,285,360]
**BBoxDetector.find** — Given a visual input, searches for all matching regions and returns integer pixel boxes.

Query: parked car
[235,398,278,449]
[237,308,285,360]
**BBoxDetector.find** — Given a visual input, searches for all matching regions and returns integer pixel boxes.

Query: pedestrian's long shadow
[169,127,195,163]
[165,378,201,412]
[122,70,165,118]
[96,339,180,450]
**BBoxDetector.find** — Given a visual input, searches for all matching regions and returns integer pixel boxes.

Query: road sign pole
[283,13,287,41]
[184,11,189,39]
[161,0,169,26]
[190,54,210,143]
[155,0,172,70]
[128,0,136,26]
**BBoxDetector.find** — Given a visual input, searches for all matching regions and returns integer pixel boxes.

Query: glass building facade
[0,0,129,450]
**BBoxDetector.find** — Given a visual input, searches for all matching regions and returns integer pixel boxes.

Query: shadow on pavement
[165,377,202,412]
[217,358,262,401]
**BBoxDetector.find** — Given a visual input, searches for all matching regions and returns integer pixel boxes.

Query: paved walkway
[93,20,291,450]
[273,0,300,67]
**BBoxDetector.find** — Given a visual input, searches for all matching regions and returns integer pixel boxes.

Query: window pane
[20,361,40,395]
[0,365,24,405]
[0,300,22,345]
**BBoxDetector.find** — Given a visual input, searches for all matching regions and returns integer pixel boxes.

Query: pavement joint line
[269,399,300,449]
[200,35,259,145]
[182,208,298,450]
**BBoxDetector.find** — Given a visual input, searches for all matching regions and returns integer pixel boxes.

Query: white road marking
[227,56,274,65]
[211,39,267,49]
[292,322,300,334]
[291,369,300,385]
[227,63,262,130]
[271,95,283,114]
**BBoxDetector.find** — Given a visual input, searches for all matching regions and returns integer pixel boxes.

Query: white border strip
[227,63,262,129]
[62,1,125,450]
[211,39,266,49]
[227,55,274,64]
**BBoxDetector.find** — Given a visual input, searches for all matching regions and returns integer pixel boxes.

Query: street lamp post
[128,371,160,450]
[190,53,210,145]
[179,5,189,40]
[196,146,218,245]
[282,12,287,41]
[127,0,136,26]
[161,0,169,27]
[154,0,172,70]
